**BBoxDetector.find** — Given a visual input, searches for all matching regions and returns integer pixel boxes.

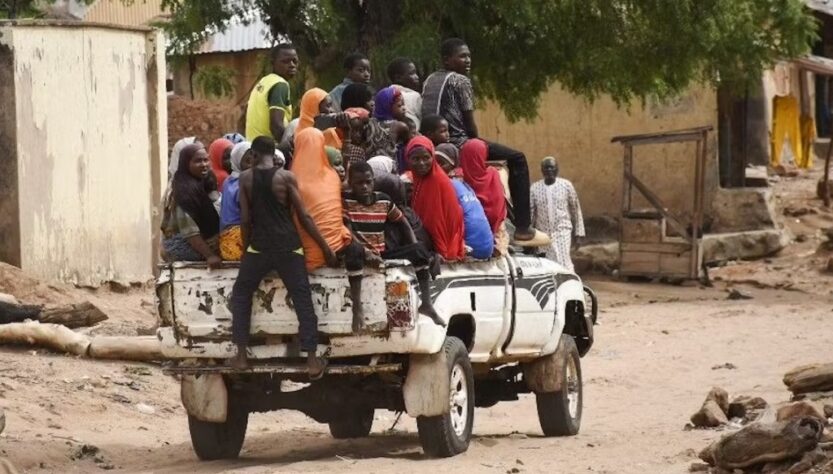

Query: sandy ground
[2,166,833,473]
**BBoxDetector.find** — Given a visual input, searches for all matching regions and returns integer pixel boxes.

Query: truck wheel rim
[449,364,468,437]
[566,356,580,418]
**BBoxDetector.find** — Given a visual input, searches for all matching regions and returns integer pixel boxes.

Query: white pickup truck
[156,252,596,459]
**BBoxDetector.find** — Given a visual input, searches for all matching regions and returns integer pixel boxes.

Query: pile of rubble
[689,363,833,473]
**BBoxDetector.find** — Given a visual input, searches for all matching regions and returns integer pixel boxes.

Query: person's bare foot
[419,303,446,327]
[306,352,327,380]
[352,308,365,333]
[229,347,248,369]
[513,226,536,241]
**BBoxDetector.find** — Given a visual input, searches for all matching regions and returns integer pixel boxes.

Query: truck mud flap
[522,334,571,393]
[181,373,228,423]
[403,352,450,417]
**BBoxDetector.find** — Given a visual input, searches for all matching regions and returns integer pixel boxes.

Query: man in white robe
[530,157,585,271]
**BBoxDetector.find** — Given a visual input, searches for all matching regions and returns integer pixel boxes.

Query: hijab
[229,141,251,177]
[368,155,395,176]
[223,132,246,144]
[374,86,401,121]
[298,88,342,149]
[168,136,196,179]
[374,173,406,205]
[292,128,352,270]
[171,143,219,238]
[460,139,507,233]
[208,138,233,190]
[406,136,466,261]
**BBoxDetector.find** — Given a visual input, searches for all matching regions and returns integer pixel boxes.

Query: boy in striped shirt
[343,161,444,331]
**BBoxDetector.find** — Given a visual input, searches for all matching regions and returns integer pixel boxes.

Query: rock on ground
[776,401,827,423]
[691,388,731,428]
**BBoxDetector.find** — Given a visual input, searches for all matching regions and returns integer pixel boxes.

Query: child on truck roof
[343,161,445,331]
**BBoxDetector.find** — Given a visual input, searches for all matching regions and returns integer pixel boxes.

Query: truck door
[504,255,557,355]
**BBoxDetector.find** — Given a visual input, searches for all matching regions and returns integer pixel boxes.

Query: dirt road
[2,278,830,473]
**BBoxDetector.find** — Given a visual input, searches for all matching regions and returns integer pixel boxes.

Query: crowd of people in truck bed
[160,38,585,376]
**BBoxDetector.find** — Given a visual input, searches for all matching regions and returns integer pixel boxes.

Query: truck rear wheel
[416,337,474,458]
[328,407,374,439]
[535,336,582,436]
[187,398,249,460]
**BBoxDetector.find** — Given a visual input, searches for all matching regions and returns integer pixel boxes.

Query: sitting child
[343,161,445,330]
[435,143,495,259]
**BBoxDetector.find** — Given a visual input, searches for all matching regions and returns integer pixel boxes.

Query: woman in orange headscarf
[297,88,342,149]
[292,127,353,270]
[207,138,233,190]
[406,136,466,261]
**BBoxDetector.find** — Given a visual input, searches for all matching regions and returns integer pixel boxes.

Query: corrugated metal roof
[807,0,833,16]
[84,0,165,27]
[196,16,274,54]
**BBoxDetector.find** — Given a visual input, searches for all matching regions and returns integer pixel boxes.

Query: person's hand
[364,248,383,266]
[324,247,339,268]
[334,112,350,130]
[206,254,222,271]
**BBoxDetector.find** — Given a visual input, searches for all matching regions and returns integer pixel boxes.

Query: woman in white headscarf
[219,141,253,260]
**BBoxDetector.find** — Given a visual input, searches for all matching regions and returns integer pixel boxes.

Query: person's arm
[268,82,290,141]
[177,207,221,269]
[239,172,252,250]
[530,185,537,228]
[389,203,416,245]
[389,120,411,144]
[285,173,339,267]
[458,76,478,138]
[568,183,586,239]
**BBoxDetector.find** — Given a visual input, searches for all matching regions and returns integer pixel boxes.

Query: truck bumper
[158,316,446,360]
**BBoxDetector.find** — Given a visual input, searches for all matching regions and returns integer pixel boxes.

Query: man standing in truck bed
[229,136,338,378]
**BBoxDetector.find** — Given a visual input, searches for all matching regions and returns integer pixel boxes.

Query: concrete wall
[0,21,167,286]
[475,84,719,225]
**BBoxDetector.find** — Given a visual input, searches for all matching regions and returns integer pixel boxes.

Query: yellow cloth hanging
[799,115,816,168]
[770,95,802,167]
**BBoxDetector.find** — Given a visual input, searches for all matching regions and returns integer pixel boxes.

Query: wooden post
[824,139,832,207]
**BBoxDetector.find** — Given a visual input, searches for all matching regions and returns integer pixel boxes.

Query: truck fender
[181,374,228,423]
[522,334,572,393]
[403,352,450,417]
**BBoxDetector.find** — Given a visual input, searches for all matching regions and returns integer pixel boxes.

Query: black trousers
[344,241,431,281]
[230,250,318,352]
[486,141,531,230]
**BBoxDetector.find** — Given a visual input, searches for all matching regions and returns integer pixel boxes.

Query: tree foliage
[163,1,816,120]
[193,64,236,98]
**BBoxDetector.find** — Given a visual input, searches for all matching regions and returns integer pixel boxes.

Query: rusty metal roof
[196,15,274,54]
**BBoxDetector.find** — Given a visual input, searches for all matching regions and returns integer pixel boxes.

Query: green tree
[158,1,817,121]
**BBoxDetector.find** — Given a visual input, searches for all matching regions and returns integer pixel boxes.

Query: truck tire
[328,407,374,439]
[416,337,474,458]
[535,336,582,436]
[187,397,249,460]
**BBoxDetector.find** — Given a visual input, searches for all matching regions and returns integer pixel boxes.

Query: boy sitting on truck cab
[343,161,445,331]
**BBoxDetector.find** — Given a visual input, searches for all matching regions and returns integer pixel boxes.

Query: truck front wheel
[416,336,474,458]
[187,399,249,460]
[328,406,374,439]
[535,335,583,436]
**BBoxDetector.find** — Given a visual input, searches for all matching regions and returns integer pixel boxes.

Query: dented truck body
[156,254,596,459]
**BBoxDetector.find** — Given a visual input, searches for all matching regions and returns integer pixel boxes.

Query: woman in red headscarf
[208,138,233,190]
[459,138,507,233]
[406,136,466,261]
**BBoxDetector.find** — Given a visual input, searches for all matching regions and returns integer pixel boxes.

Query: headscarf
[374,86,401,121]
[229,141,251,177]
[368,155,395,176]
[341,83,374,111]
[325,146,342,167]
[435,143,460,168]
[171,143,220,238]
[292,128,352,270]
[208,138,233,190]
[298,88,342,149]
[406,136,466,261]
[168,136,196,179]
[460,139,507,233]
[223,132,246,144]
